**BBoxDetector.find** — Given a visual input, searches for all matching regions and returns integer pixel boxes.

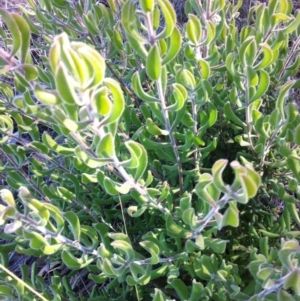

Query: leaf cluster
[0,0,299,300]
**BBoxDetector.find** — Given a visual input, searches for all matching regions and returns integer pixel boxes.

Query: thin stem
[157,79,184,194]
[206,0,211,19]
[191,94,201,177]
[197,0,209,58]
[144,11,184,194]
[244,78,255,153]
[133,252,187,266]
[113,156,169,214]
[20,214,98,256]
[192,194,230,237]
[255,270,294,299]
[192,204,220,237]
[70,131,123,180]
[88,118,170,214]
[144,12,156,45]
[259,121,285,169]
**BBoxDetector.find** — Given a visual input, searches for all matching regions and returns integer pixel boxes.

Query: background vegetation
[0,0,300,300]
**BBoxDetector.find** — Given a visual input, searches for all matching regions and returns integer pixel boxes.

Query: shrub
[0,0,300,300]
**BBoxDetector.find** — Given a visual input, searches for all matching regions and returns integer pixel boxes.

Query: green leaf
[140,0,154,12]
[182,208,197,230]
[112,28,123,51]
[199,20,215,46]
[124,141,148,181]
[55,64,80,105]
[247,66,259,87]
[198,59,210,80]
[0,285,14,297]
[43,203,64,234]
[224,102,246,127]
[189,280,204,301]
[186,14,201,44]
[140,240,159,264]
[42,132,75,155]
[277,289,295,301]
[276,81,295,119]
[61,251,94,269]
[121,142,141,169]
[62,44,87,87]
[250,70,270,102]
[270,108,281,127]
[0,10,21,58]
[23,65,38,81]
[83,11,99,35]
[162,26,181,65]
[103,78,125,126]
[240,36,257,66]
[0,207,16,225]
[254,43,273,70]
[146,45,161,81]
[11,14,30,63]
[0,189,15,207]
[139,133,172,149]
[96,133,115,158]
[92,87,111,116]
[222,202,239,228]
[103,177,131,195]
[42,244,63,255]
[81,225,99,249]
[193,255,214,281]
[101,258,116,276]
[129,263,151,285]
[166,214,192,238]
[131,72,159,103]
[195,174,217,205]
[52,107,78,132]
[176,69,196,91]
[73,41,106,87]
[153,289,168,301]
[284,10,300,34]
[7,171,29,188]
[170,279,189,300]
[211,159,228,192]
[156,0,176,40]
[286,202,300,227]
[245,164,261,188]
[121,0,148,57]
[23,230,48,250]
[167,83,187,112]
[34,84,62,105]
[257,267,274,281]
[240,174,258,200]
[111,240,135,261]
[294,124,300,146]
[64,211,81,241]
[146,118,168,135]
[284,270,300,296]
[204,238,227,254]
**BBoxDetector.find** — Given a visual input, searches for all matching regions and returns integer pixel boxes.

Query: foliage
[0,0,300,300]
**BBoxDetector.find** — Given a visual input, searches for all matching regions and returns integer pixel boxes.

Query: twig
[144,11,184,194]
